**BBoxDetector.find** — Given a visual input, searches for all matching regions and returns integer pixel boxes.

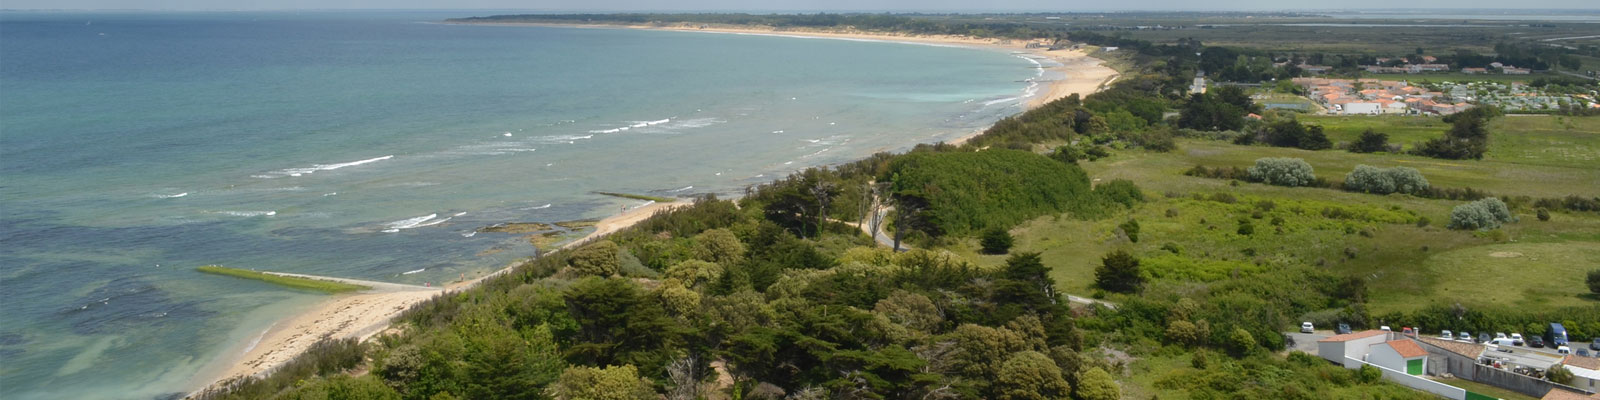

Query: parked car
[1336,323,1352,335]
[1441,330,1454,340]
[1557,346,1572,355]
[1380,325,1392,332]
[1478,332,1491,343]
[1401,327,1414,337]
[1591,338,1599,351]
[1488,338,1516,347]
[1530,336,1546,348]
[1496,332,1508,339]
[1511,333,1525,346]
[1579,349,1592,357]
[1459,331,1472,342]
[1301,322,1314,333]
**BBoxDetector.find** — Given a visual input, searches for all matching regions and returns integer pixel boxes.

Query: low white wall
[1345,356,1465,400]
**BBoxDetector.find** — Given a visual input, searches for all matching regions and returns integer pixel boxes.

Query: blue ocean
[0,11,1041,399]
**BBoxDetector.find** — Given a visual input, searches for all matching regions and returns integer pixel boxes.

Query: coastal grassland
[972,138,1600,316]
[1301,114,1600,170]
[594,191,675,203]
[1435,378,1539,400]
[1116,351,1437,400]
[1383,241,1600,312]
[1132,138,1600,198]
[196,265,370,294]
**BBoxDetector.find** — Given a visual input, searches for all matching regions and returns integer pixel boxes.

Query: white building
[1562,355,1600,392]
[1368,339,1429,375]
[1344,102,1382,115]
[1319,330,1391,368]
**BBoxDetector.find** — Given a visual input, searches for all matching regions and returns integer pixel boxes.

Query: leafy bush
[1343,165,1429,195]
[885,149,1102,237]
[980,227,1014,254]
[1185,165,1250,181]
[569,240,621,276]
[1358,364,1382,383]
[1448,198,1515,230]
[1537,208,1551,221]
[1095,179,1145,208]
[1548,366,1575,385]
[1075,367,1122,400]
[1118,219,1141,243]
[1247,157,1316,187]
[1142,253,1264,282]
[1348,129,1390,153]
[1257,120,1331,150]
[1588,269,1600,295]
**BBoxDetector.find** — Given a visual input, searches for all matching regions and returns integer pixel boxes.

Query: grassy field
[1382,241,1600,312]
[196,265,370,294]
[1435,378,1539,400]
[1301,114,1600,170]
[942,131,1600,315]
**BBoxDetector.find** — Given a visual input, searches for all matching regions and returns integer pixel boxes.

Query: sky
[4,0,1598,12]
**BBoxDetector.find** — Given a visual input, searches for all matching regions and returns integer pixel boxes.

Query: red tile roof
[1542,389,1600,400]
[1320,330,1387,342]
[1415,336,1485,358]
[1387,340,1428,358]
[1565,355,1600,371]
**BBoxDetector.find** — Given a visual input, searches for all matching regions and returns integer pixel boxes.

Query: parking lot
[1281,328,1592,362]
[1285,331,1329,354]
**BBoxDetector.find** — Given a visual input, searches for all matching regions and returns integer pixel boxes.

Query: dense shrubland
[195,18,1600,400]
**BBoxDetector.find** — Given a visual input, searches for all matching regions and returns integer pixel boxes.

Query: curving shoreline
[188,25,1118,397]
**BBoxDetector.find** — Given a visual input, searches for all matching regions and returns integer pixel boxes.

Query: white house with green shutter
[1369,339,1429,375]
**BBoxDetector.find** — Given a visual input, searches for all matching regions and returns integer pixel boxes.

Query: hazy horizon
[4,1,1598,13]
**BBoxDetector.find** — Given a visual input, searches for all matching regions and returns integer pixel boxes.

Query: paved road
[1065,294,1118,310]
[1556,70,1598,81]
[1286,331,1331,354]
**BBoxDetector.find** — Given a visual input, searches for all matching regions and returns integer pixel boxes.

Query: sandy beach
[191,24,1117,397]
[507,23,1120,145]
[466,22,1120,116]
[189,200,687,396]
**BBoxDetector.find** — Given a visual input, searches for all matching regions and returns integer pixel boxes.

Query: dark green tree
[1118,219,1140,243]
[981,227,1015,254]
[1349,129,1390,153]
[1587,269,1600,296]
[1095,250,1143,293]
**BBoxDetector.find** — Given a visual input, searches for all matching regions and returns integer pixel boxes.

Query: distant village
[1253,55,1600,116]
[1293,77,1473,115]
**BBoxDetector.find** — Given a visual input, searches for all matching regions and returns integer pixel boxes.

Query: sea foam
[263,155,393,178]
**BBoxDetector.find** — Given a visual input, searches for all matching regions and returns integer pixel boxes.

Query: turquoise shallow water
[0,11,1042,399]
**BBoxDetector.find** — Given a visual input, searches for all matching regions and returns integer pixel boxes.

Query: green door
[1406,358,1423,375]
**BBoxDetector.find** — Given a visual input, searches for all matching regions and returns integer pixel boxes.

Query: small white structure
[1319,330,1390,367]
[1368,339,1429,375]
[1561,355,1600,392]
[1344,102,1382,115]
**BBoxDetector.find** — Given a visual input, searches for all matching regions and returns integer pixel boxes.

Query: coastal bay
[189,22,1118,396]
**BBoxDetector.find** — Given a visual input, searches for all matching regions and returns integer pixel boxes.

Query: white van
[1487,338,1516,347]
